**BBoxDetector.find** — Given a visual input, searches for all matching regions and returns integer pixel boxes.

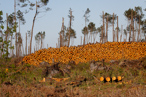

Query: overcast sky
[0,0,146,50]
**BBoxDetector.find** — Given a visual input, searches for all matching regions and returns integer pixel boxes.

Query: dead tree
[129,10,133,42]
[68,9,72,47]
[137,15,141,41]
[14,0,17,57]
[10,33,13,57]
[131,9,134,42]
[117,16,119,42]
[102,11,105,43]
[134,11,137,41]
[60,17,64,47]
[105,15,108,42]
[6,13,9,58]
[18,19,20,57]
[83,34,85,45]
[120,25,123,42]
[30,1,38,54]
[21,40,24,56]
[25,32,27,55]
[113,13,115,42]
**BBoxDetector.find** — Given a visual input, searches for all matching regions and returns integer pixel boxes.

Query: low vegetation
[0,45,146,96]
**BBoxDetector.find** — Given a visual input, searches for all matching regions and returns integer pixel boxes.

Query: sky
[0,0,146,51]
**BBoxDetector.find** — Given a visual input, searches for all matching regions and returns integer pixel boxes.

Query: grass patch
[0,56,146,96]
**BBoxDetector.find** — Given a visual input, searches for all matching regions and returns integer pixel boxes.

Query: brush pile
[22,42,146,66]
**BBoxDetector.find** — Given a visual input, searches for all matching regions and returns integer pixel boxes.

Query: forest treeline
[0,0,146,58]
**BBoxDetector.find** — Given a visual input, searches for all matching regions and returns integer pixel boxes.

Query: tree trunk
[60,17,64,47]
[131,9,134,42]
[84,16,86,45]
[83,34,85,45]
[137,15,140,41]
[18,41,21,56]
[41,34,42,49]
[88,31,91,43]
[14,0,17,57]
[6,13,8,58]
[85,16,86,27]
[117,16,119,42]
[100,30,103,43]
[129,20,131,42]
[21,41,24,56]
[134,12,137,42]
[133,11,136,42]
[30,1,37,54]
[18,18,21,57]
[25,33,27,55]
[87,33,89,44]
[90,29,93,43]
[113,13,115,42]
[68,10,72,47]
[88,32,90,43]
[93,33,96,43]
[102,11,105,43]
[62,17,64,47]
[94,33,98,43]
[129,10,132,42]
[10,35,12,57]
[59,33,62,48]
[101,11,104,43]
[106,15,108,42]
[120,25,123,42]
[12,44,14,57]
